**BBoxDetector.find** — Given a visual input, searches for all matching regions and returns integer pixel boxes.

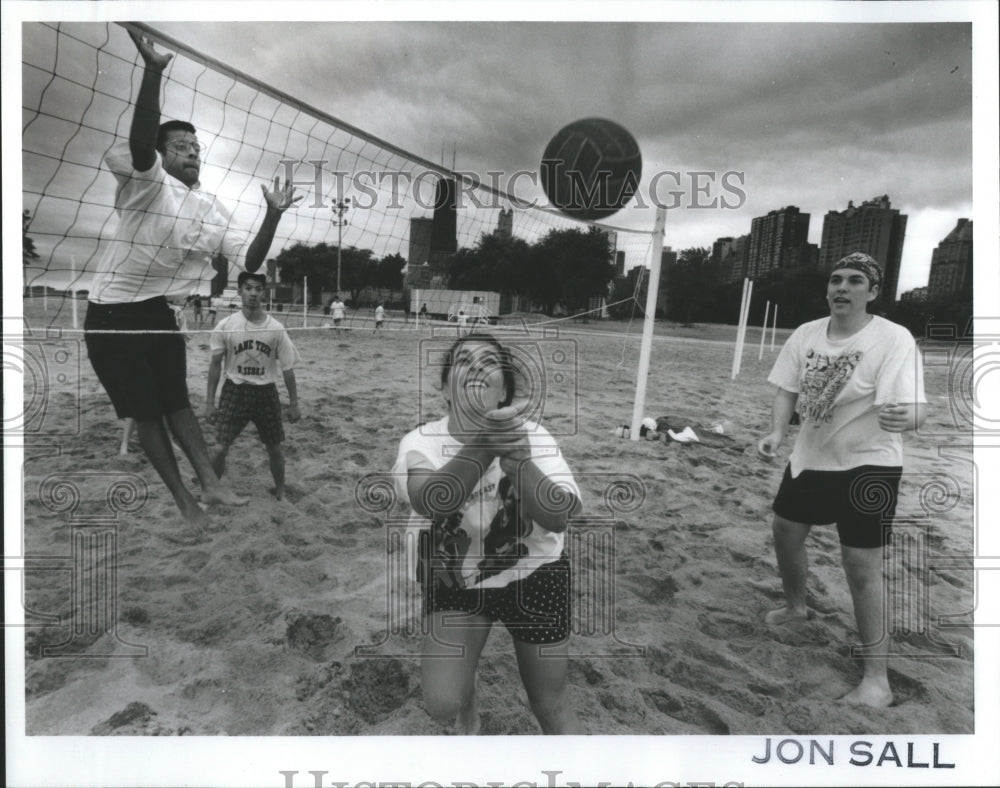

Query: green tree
[23,209,40,267]
[662,246,717,324]
[375,252,406,303]
[274,242,378,304]
[531,226,613,316]
[23,209,41,295]
[446,231,532,298]
[275,242,336,302]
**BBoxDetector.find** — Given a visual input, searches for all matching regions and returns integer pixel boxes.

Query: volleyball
[540,117,642,221]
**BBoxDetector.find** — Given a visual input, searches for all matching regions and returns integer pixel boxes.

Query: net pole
[771,304,778,351]
[629,207,667,441]
[303,276,308,328]
[731,278,749,379]
[70,257,79,330]
[740,281,754,373]
[758,300,770,360]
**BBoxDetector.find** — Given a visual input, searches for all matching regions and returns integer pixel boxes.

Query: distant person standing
[206,295,217,325]
[757,252,926,707]
[205,271,301,500]
[419,302,429,327]
[82,30,300,537]
[330,295,346,336]
[374,302,386,334]
[191,294,203,324]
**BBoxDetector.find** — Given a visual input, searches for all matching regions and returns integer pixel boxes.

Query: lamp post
[332,197,351,295]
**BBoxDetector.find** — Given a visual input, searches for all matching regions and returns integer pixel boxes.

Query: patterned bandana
[833,252,882,289]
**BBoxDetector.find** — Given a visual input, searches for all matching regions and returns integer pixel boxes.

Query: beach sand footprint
[285,612,344,660]
[641,689,731,734]
[696,611,761,642]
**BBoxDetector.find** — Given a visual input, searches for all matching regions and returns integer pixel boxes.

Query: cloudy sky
[11,4,989,298]
[151,16,975,296]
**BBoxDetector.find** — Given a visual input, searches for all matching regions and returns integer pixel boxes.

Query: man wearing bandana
[758,252,927,707]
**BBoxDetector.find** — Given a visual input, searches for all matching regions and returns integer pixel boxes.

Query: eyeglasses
[164,140,203,156]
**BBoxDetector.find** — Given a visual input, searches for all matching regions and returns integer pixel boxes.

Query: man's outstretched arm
[244,177,302,272]
[126,29,172,172]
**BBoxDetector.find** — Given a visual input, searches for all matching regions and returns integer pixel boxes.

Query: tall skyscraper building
[819,195,907,302]
[408,217,434,269]
[429,176,458,258]
[497,207,513,238]
[713,235,751,283]
[660,246,677,268]
[746,206,811,279]
[927,218,973,301]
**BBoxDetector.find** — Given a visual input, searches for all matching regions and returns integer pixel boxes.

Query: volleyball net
[21,21,657,332]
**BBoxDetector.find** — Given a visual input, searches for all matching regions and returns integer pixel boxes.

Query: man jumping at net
[84,29,300,540]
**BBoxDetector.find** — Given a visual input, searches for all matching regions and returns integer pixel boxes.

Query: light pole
[332,197,351,296]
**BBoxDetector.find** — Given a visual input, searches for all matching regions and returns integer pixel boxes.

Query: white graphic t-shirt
[89,142,249,304]
[768,315,926,476]
[210,312,300,386]
[392,416,580,590]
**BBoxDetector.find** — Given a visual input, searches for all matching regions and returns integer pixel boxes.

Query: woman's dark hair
[156,120,198,153]
[439,332,515,408]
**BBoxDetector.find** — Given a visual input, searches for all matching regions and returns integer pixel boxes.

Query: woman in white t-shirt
[392,332,583,734]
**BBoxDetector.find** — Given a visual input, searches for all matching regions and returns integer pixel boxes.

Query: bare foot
[179,500,211,527]
[455,687,481,735]
[765,606,810,625]
[273,485,284,501]
[839,677,893,708]
[202,486,249,506]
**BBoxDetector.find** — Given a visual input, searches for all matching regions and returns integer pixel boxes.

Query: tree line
[271,243,406,305]
[608,245,971,338]
[272,226,616,315]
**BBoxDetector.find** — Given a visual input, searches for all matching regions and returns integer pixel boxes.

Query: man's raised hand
[261,177,303,213]
[127,28,173,72]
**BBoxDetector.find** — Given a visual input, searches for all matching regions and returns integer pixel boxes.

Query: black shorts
[424,555,571,645]
[772,464,903,549]
[84,297,189,420]
[216,380,284,446]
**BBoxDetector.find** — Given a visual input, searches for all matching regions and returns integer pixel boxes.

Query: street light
[332,197,351,295]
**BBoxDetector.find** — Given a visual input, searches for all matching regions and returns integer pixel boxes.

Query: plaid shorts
[216,380,284,446]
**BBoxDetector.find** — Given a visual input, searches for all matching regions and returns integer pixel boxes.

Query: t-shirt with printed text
[210,312,300,386]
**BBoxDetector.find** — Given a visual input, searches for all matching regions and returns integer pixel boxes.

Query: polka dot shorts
[426,556,571,644]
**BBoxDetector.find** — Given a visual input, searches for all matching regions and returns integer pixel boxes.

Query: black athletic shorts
[84,297,189,420]
[216,380,284,446]
[423,554,571,645]
[772,464,903,549]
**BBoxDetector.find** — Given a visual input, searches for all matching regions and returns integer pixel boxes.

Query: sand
[16,299,975,737]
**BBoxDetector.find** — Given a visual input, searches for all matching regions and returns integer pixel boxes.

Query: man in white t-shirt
[206,272,301,500]
[373,302,385,334]
[83,31,300,537]
[757,252,926,707]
